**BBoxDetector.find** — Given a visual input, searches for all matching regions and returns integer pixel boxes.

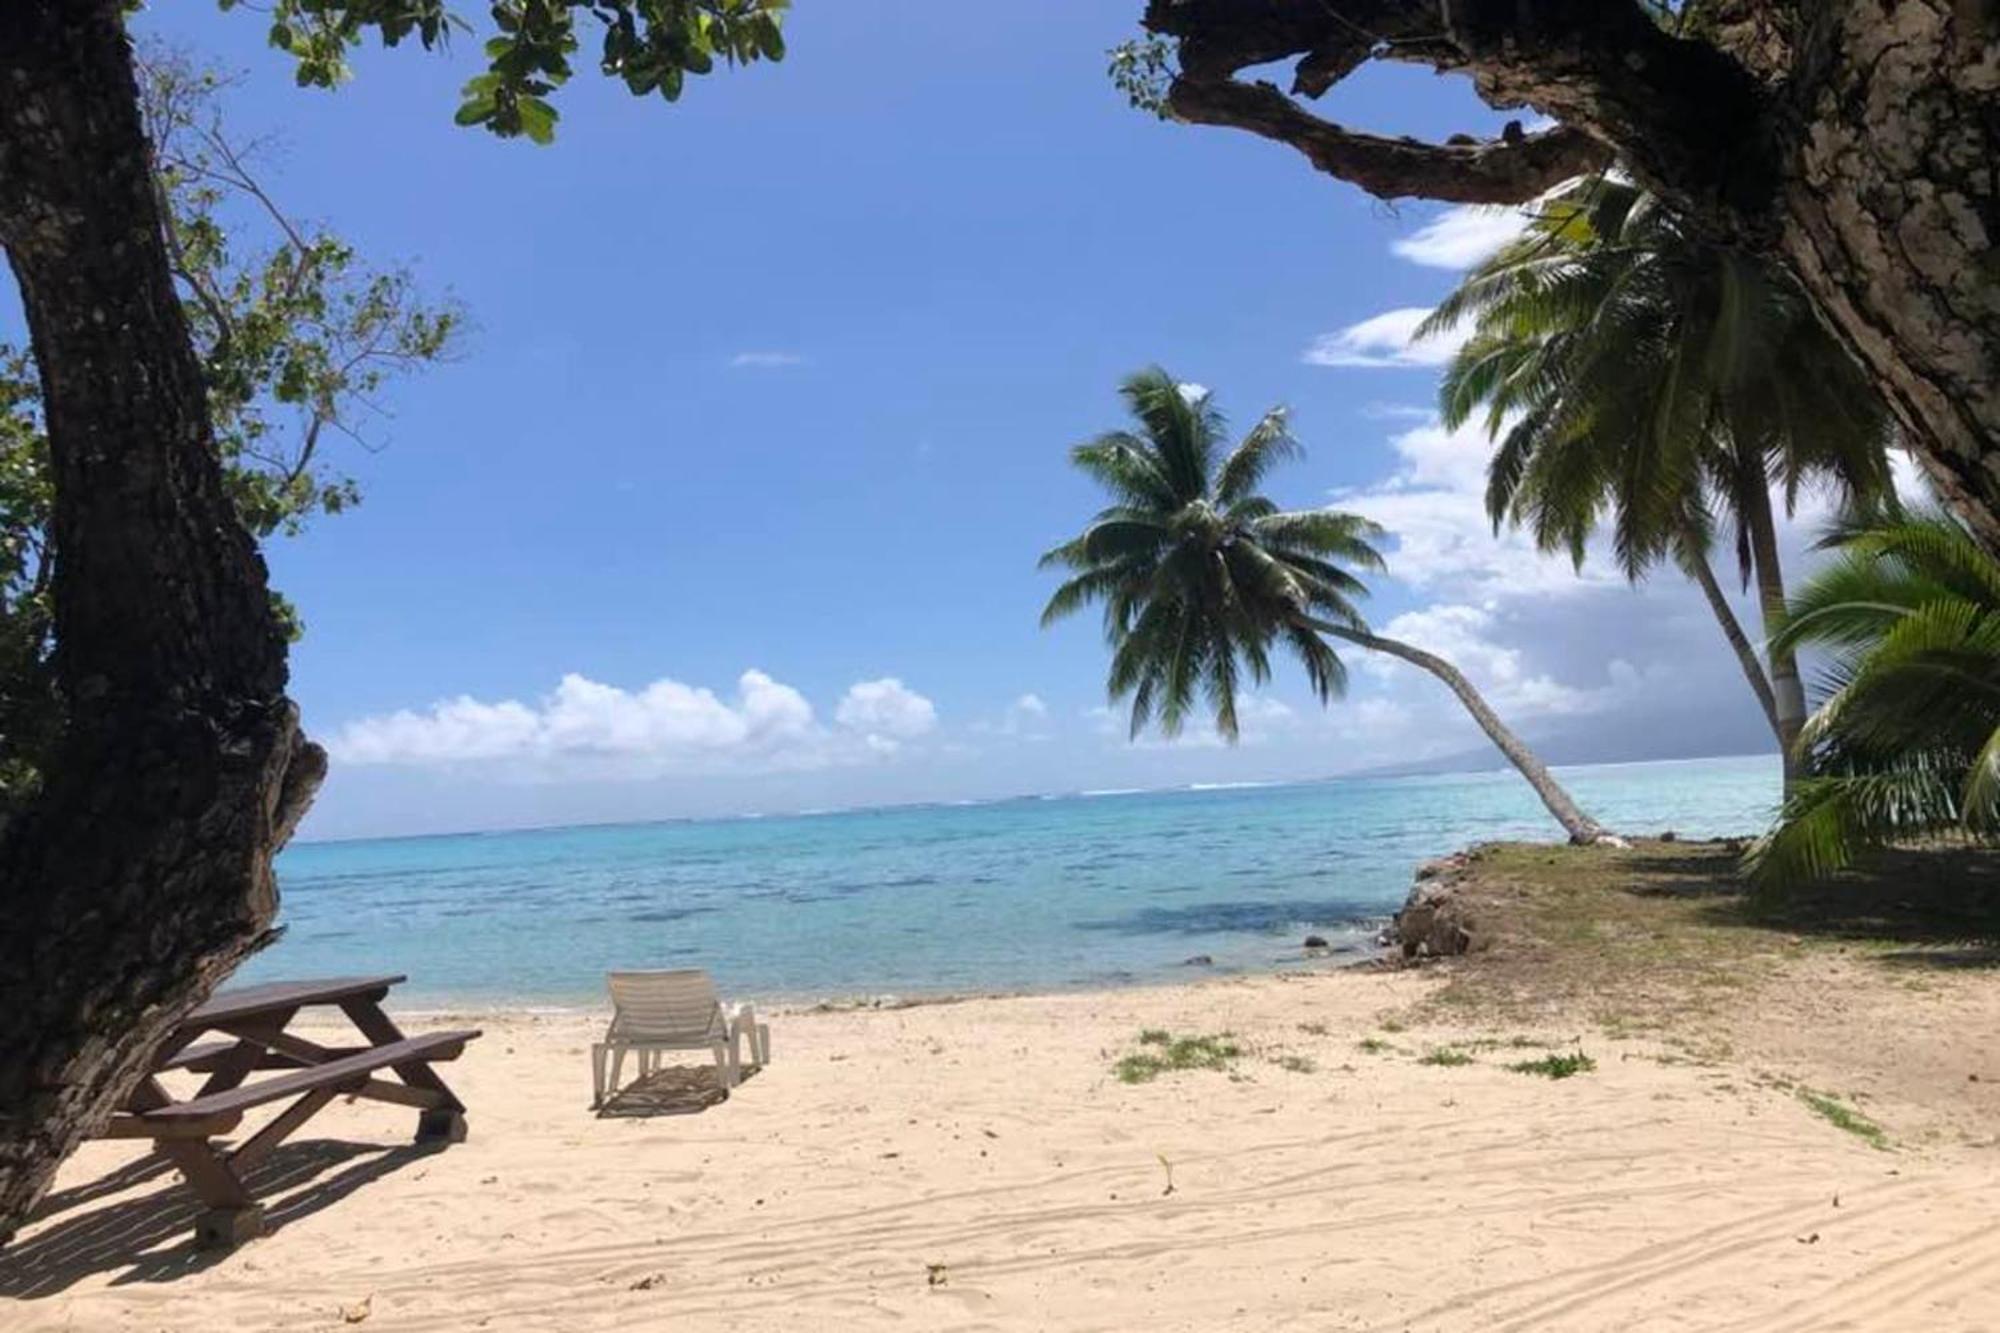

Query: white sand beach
[12,953,2000,1332]
[10,5,2000,1331]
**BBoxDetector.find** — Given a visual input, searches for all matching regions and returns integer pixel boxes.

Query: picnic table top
[144,1028,481,1123]
[185,975,408,1027]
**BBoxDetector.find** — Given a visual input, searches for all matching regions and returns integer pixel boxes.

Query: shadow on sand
[594,1063,758,1119]
[0,1138,445,1299]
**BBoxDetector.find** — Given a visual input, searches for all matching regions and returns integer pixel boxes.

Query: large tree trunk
[1327,627,1615,845]
[1773,3,2000,555]
[1739,482,1808,786]
[0,3,323,1240]
[1677,529,1784,745]
[1146,1,2000,553]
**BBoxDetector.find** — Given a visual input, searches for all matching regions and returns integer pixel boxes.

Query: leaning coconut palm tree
[1425,177,1898,786]
[1748,512,2000,887]
[1042,368,1612,845]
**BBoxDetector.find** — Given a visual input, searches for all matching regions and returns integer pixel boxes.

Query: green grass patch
[1419,1047,1474,1067]
[1356,1036,1392,1054]
[1414,841,2000,1033]
[1272,1054,1317,1074]
[1798,1089,1889,1149]
[1508,1051,1596,1080]
[1114,1031,1242,1085]
[1464,1035,1546,1052]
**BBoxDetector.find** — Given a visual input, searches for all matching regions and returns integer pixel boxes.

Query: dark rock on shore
[1391,849,1485,959]
[1183,954,1214,967]
[1302,934,1329,950]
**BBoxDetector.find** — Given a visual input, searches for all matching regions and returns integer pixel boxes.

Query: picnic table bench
[100,975,480,1248]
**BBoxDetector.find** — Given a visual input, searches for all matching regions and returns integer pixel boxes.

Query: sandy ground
[8,962,2000,1332]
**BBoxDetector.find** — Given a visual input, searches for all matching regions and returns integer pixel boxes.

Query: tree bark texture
[1145,0,2000,553]
[0,2,324,1240]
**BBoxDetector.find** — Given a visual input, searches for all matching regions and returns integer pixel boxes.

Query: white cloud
[1360,401,1438,422]
[1338,415,1618,599]
[330,669,935,775]
[1176,382,1210,404]
[728,351,806,369]
[970,692,1054,740]
[1235,694,1296,733]
[1299,196,1537,374]
[1088,694,1297,749]
[1325,695,1415,742]
[1369,415,1491,493]
[1302,307,1468,369]
[835,677,938,742]
[1390,203,1531,269]
[1365,604,1621,719]
[1319,403,1769,754]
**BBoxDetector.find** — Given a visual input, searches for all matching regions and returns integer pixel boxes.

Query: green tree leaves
[137,50,463,541]
[0,352,55,809]
[0,50,460,812]
[1107,35,1174,119]
[245,0,789,142]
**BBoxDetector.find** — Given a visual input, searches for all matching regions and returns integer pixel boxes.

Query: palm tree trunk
[1324,627,1616,845]
[1740,483,1807,788]
[1677,527,1783,744]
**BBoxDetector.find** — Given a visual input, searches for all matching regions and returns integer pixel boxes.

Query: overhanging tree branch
[1144,0,1780,233]
[1165,77,1610,204]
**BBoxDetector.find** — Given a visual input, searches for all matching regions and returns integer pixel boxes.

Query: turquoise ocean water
[254,755,1779,1006]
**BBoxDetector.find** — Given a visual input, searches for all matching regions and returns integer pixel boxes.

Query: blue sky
[16,3,1800,838]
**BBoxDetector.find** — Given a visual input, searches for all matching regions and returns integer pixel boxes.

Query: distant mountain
[1350,706,1778,779]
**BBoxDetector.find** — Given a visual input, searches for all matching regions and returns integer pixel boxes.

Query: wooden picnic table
[100,974,481,1248]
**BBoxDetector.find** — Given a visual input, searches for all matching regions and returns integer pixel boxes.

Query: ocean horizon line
[260,754,1780,1004]
[293,748,1779,849]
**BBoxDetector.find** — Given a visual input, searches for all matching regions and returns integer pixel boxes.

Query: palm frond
[1120,367,1219,505]
[1748,756,1976,888]
[1281,621,1348,703]
[1069,431,1174,510]
[1215,407,1299,505]
[1248,510,1386,569]
[1039,555,1157,629]
[1755,514,2000,890]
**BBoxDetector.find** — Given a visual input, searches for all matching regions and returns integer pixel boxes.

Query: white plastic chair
[591,969,770,1108]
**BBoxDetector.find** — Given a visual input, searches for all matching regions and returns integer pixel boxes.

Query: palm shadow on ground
[1583,841,2000,969]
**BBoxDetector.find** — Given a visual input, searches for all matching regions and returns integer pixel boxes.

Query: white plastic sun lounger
[591,969,770,1107]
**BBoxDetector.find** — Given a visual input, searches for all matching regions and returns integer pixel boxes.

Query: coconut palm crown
[1038,368,1381,741]
[1041,368,1612,845]
[1428,176,1893,577]
[1424,176,1898,781]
